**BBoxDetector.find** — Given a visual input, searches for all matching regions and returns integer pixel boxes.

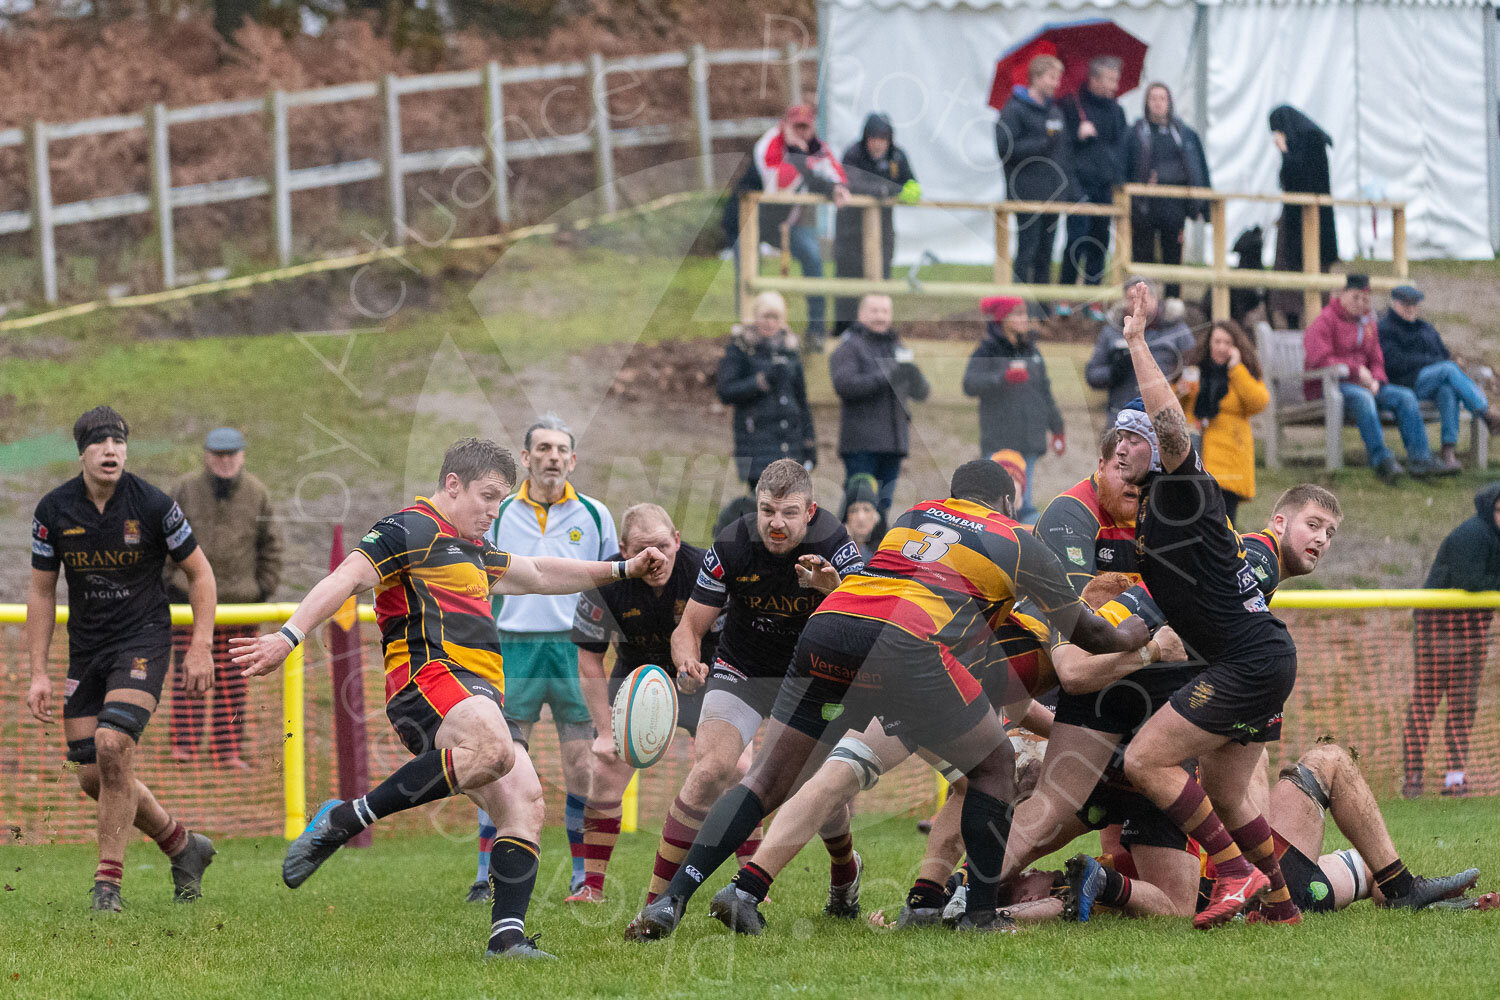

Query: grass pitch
[3,797,1497,1000]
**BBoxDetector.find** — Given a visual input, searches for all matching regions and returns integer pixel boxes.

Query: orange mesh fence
[5,602,1496,846]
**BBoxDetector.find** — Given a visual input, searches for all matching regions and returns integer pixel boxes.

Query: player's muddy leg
[1001,724,1118,882]
[1201,739,1298,921]
[1124,845,1201,917]
[92,691,158,897]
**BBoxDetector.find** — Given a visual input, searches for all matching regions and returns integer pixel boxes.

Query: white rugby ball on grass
[612,664,679,768]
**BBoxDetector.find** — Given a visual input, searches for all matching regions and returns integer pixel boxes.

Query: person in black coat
[997,55,1073,290]
[716,291,816,488]
[829,293,930,514]
[1060,56,1128,292]
[1403,482,1500,798]
[962,295,1065,522]
[833,112,918,336]
[1269,105,1338,326]
[1125,82,1210,300]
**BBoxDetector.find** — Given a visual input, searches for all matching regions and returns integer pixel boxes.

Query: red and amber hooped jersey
[353,498,511,699]
[1036,476,1141,595]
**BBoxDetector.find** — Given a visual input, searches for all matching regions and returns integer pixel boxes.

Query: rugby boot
[90,882,123,913]
[283,799,352,889]
[485,933,557,961]
[1062,853,1106,923]
[953,909,1017,934]
[894,904,944,929]
[465,880,492,903]
[1193,868,1270,929]
[1381,868,1481,911]
[1244,905,1303,926]
[624,894,685,941]
[170,832,216,902]
[564,884,605,904]
[709,884,767,935]
[824,850,863,919]
[941,883,968,925]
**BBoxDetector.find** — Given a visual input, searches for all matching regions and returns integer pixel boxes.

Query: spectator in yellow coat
[1176,319,1269,524]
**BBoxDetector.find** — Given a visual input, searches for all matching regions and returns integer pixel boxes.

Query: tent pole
[1486,8,1500,254]
[1187,2,1211,265]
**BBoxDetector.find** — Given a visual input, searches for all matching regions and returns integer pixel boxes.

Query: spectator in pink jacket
[1304,274,1438,483]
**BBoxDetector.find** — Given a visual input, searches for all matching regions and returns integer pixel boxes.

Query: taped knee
[1278,761,1332,814]
[1332,848,1368,899]
[828,736,886,792]
[65,737,97,765]
[95,702,152,743]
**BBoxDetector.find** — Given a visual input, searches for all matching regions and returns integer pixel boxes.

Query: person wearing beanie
[839,473,886,562]
[963,296,1065,522]
[833,112,919,336]
[990,449,1029,506]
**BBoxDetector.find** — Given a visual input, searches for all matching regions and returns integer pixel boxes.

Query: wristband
[613,559,628,581]
[1138,642,1155,666]
[277,623,305,650]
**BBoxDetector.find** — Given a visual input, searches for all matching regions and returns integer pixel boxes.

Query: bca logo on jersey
[703,549,724,579]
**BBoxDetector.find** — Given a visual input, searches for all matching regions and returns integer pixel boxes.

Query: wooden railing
[739,186,1409,322]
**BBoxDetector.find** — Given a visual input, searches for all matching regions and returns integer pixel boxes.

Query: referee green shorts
[500,632,592,727]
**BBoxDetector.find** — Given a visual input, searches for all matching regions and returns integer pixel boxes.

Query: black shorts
[1054,663,1199,736]
[1278,842,1338,914]
[703,656,782,720]
[385,661,525,756]
[1076,781,1189,852]
[63,639,172,720]
[609,669,704,739]
[1168,654,1297,744]
[771,612,991,750]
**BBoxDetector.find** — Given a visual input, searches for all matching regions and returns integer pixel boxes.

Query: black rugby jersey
[1136,447,1293,664]
[31,472,198,653]
[572,542,721,679]
[692,508,863,676]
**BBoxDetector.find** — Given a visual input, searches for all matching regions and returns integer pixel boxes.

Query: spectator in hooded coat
[1125,82,1210,300]
[833,112,919,336]
[1269,105,1338,326]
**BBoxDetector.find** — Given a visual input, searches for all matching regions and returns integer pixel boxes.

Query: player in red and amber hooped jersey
[234,438,666,962]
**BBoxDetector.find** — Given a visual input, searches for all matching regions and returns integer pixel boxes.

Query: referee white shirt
[487,480,618,632]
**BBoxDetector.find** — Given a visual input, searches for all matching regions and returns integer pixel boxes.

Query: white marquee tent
[816,0,1500,266]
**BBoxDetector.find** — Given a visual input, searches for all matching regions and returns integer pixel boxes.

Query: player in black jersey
[26,407,220,912]
[564,503,722,903]
[642,460,865,905]
[1114,279,1310,928]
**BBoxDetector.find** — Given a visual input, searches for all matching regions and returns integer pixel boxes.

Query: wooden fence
[740,186,1410,323]
[2,44,815,305]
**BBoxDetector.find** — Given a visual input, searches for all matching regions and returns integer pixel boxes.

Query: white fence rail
[2,44,815,304]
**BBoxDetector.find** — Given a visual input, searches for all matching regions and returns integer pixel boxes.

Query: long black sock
[906,878,946,910]
[664,784,766,901]
[487,837,541,951]
[329,748,459,836]
[961,788,1013,914]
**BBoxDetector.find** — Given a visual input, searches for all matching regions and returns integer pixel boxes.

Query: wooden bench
[1256,323,1489,471]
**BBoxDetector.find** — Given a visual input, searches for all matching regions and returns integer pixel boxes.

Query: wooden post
[993,207,1011,283]
[27,120,56,304]
[147,102,176,290]
[1111,187,1132,286]
[1302,197,1321,325]
[862,204,882,279]
[1209,195,1229,321]
[1392,206,1409,279]
[782,42,803,105]
[266,90,292,267]
[482,61,511,226]
[689,44,714,190]
[738,191,759,323]
[779,221,792,277]
[590,53,618,214]
[380,74,406,243]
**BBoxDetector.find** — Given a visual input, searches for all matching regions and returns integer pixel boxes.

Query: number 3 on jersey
[901,522,962,563]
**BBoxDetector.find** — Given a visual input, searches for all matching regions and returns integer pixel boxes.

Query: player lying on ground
[232,438,666,961]
[640,459,865,909]
[26,406,219,912]
[624,460,1149,939]
[1064,740,1482,920]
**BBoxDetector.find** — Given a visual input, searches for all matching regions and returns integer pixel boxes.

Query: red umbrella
[987,20,1149,112]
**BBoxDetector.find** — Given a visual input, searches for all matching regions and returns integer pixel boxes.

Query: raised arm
[231,550,380,677]
[1120,281,1191,471]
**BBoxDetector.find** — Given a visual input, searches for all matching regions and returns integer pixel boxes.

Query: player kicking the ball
[232,438,665,960]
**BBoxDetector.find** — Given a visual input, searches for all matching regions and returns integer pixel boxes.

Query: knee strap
[1278,761,1332,815]
[828,736,887,792]
[1332,848,1369,900]
[66,737,97,765]
[95,702,152,743]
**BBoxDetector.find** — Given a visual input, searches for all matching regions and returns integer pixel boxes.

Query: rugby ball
[612,664,679,768]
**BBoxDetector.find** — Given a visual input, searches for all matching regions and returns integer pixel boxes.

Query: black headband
[76,423,127,453]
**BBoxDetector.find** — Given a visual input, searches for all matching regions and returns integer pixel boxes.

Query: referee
[26,406,219,912]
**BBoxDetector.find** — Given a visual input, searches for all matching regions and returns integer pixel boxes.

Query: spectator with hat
[963,295,1065,522]
[839,473,886,563]
[832,112,919,336]
[717,290,816,490]
[166,426,283,768]
[750,105,851,350]
[990,449,1031,511]
[1304,274,1441,483]
[1378,284,1500,472]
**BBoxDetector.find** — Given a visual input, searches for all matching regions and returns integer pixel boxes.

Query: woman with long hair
[1175,319,1269,524]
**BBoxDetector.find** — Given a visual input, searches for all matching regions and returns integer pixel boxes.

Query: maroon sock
[823,832,858,886]
[1163,779,1254,878]
[1229,816,1295,914]
[154,818,189,858]
[95,859,124,887]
